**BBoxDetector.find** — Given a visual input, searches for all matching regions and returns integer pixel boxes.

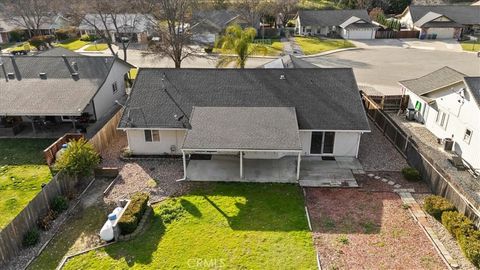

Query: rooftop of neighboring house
[192,9,241,31]
[399,66,480,107]
[261,55,318,69]
[404,5,480,25]
[413,11,462,28]
[78,14,153,33]
[296,9,372,27]
[0,14,71,32]
[118,68,371,132]
[0,55,132,116]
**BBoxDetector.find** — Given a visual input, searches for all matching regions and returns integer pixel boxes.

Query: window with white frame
[464,129,473,144]
[435,110,449,129]
[112,81,118,94]
[144,130,160,142]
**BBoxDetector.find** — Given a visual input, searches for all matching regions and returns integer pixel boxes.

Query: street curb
[298,47,362,58]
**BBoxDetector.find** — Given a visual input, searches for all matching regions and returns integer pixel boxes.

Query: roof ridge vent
[280,74,286,80]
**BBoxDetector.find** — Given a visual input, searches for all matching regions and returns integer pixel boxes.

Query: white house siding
[299,130,361,157]
[341,28,375,39]
[127,129,186,155]
[399,10,414,29]
[92,61,130,119]
[406,84,480,169]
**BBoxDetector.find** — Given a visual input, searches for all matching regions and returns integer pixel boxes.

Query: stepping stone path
[367,173,402,189]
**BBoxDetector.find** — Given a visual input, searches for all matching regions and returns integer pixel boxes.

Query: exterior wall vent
[39,72,47,79]
[7,73,15,80]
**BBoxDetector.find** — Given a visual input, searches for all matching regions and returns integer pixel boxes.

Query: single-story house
[295,9,377,39]
[398,5,480,38]
[0,14,72,42]
[190,9,249,45]
[78,14,154,44]
[118,68,370,182]
[0,49,133,137]
[399,67,480,170]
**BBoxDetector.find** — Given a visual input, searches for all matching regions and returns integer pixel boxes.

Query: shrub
[118,192,149,235]
[55,27,77,41]
[460,235,480,268]
[402,167,422,182]
[23,228,40,247]
[54,138,100,176]
[442,211,475,239]
[423,195,456,220]
[51,196,69,214]
[80,34,98,42]
[29,35,55,49]
[37,209,57,231]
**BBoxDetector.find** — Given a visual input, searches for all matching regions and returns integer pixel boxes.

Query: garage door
[344,28,375,40]
[428,28,454,39]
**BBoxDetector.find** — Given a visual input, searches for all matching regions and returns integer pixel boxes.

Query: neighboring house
[0,52,133,136]
[397,5,480,38]
[190,10,247,45]
[295,10,377,39]
[0,14,72,42]
[118,68,370,181]
[78,14,153,44]
[399,67,480,170]
[261,54,317,68]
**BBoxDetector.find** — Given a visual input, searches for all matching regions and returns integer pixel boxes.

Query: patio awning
[182,107,302,152]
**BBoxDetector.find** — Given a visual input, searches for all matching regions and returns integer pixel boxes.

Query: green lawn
[6,42,31,52]
[83,43,109,51]
[28,206,108,270]
[63,183,317,269]
[214,42,284,56]
[0,139,54,229]
[295,37,355,55]
[460,40,480,52]
[56,39,90,51]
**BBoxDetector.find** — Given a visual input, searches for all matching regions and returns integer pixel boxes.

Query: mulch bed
[305,187,446,269]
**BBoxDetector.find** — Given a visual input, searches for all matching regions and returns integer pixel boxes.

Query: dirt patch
[306,188,446,269]
[356,171,432,193]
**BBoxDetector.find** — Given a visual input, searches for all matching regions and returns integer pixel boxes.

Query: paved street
[304,46,480,95]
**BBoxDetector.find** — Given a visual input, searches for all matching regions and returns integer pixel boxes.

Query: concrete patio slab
[299,157,361,187]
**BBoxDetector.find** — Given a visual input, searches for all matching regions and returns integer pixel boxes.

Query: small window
[144,130,160,142]
[112,82,118,93]
[464,129,473,144]
[435,110,448,130]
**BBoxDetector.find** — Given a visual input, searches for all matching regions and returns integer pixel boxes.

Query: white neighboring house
[295,9,377,39]
[118,68,370,182]
[0,48,133,136]
[399,67,480,170]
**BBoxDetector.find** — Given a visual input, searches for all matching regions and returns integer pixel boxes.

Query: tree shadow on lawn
[189,182,310,232]
[305,188,398,234]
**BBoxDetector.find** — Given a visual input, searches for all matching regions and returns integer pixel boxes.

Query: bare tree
[145,0,198,68]
[272,0,299,27]
[232,0,264,28]
[0,0,53,37]
[74,0,144,61]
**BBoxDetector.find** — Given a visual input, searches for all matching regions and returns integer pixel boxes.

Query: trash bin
[419,33,426,40]
[444,138,454,151]
[432,34,437,40]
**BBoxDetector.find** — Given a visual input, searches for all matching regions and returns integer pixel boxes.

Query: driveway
[304,47,480,95]
[350,39,463,52]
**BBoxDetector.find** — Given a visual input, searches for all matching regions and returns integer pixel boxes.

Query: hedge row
[423,195,480,267]
[118,192,149,235]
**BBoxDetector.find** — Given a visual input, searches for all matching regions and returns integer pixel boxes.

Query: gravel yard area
[358,120,408,171]
[100,132,196,203]
[413,193,476,270]
[356,171,431,193]
[306,187,446,269]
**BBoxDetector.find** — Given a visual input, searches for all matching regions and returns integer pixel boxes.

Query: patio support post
[182,151,187,180]
[31,121,36,135]
[296,152,301,181]
[240,151,243,179]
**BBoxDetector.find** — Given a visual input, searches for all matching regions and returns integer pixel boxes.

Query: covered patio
[180,107,303,182]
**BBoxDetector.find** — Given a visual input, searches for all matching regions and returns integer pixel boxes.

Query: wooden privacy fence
[89,109,123,153]
[375,30,420,39]
[368,94,409,113]
[43,133,84,166]
[362,94,480,225]
[0,173,78,265]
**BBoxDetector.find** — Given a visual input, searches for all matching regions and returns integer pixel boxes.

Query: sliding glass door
[310,132,335,154]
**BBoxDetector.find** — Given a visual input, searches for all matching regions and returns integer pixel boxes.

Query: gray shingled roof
[79,14,153,33]
[0,55,122,116]
[339,16,376,29]
[408,5,480,25]
[297,9,372,27]
[399,66,466,96]
[262,55,318,69]
[464,77,480,107]
[192,10,239,30]
[413,12,462,28]
[182,107,302,151]
[119,68,370,132]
